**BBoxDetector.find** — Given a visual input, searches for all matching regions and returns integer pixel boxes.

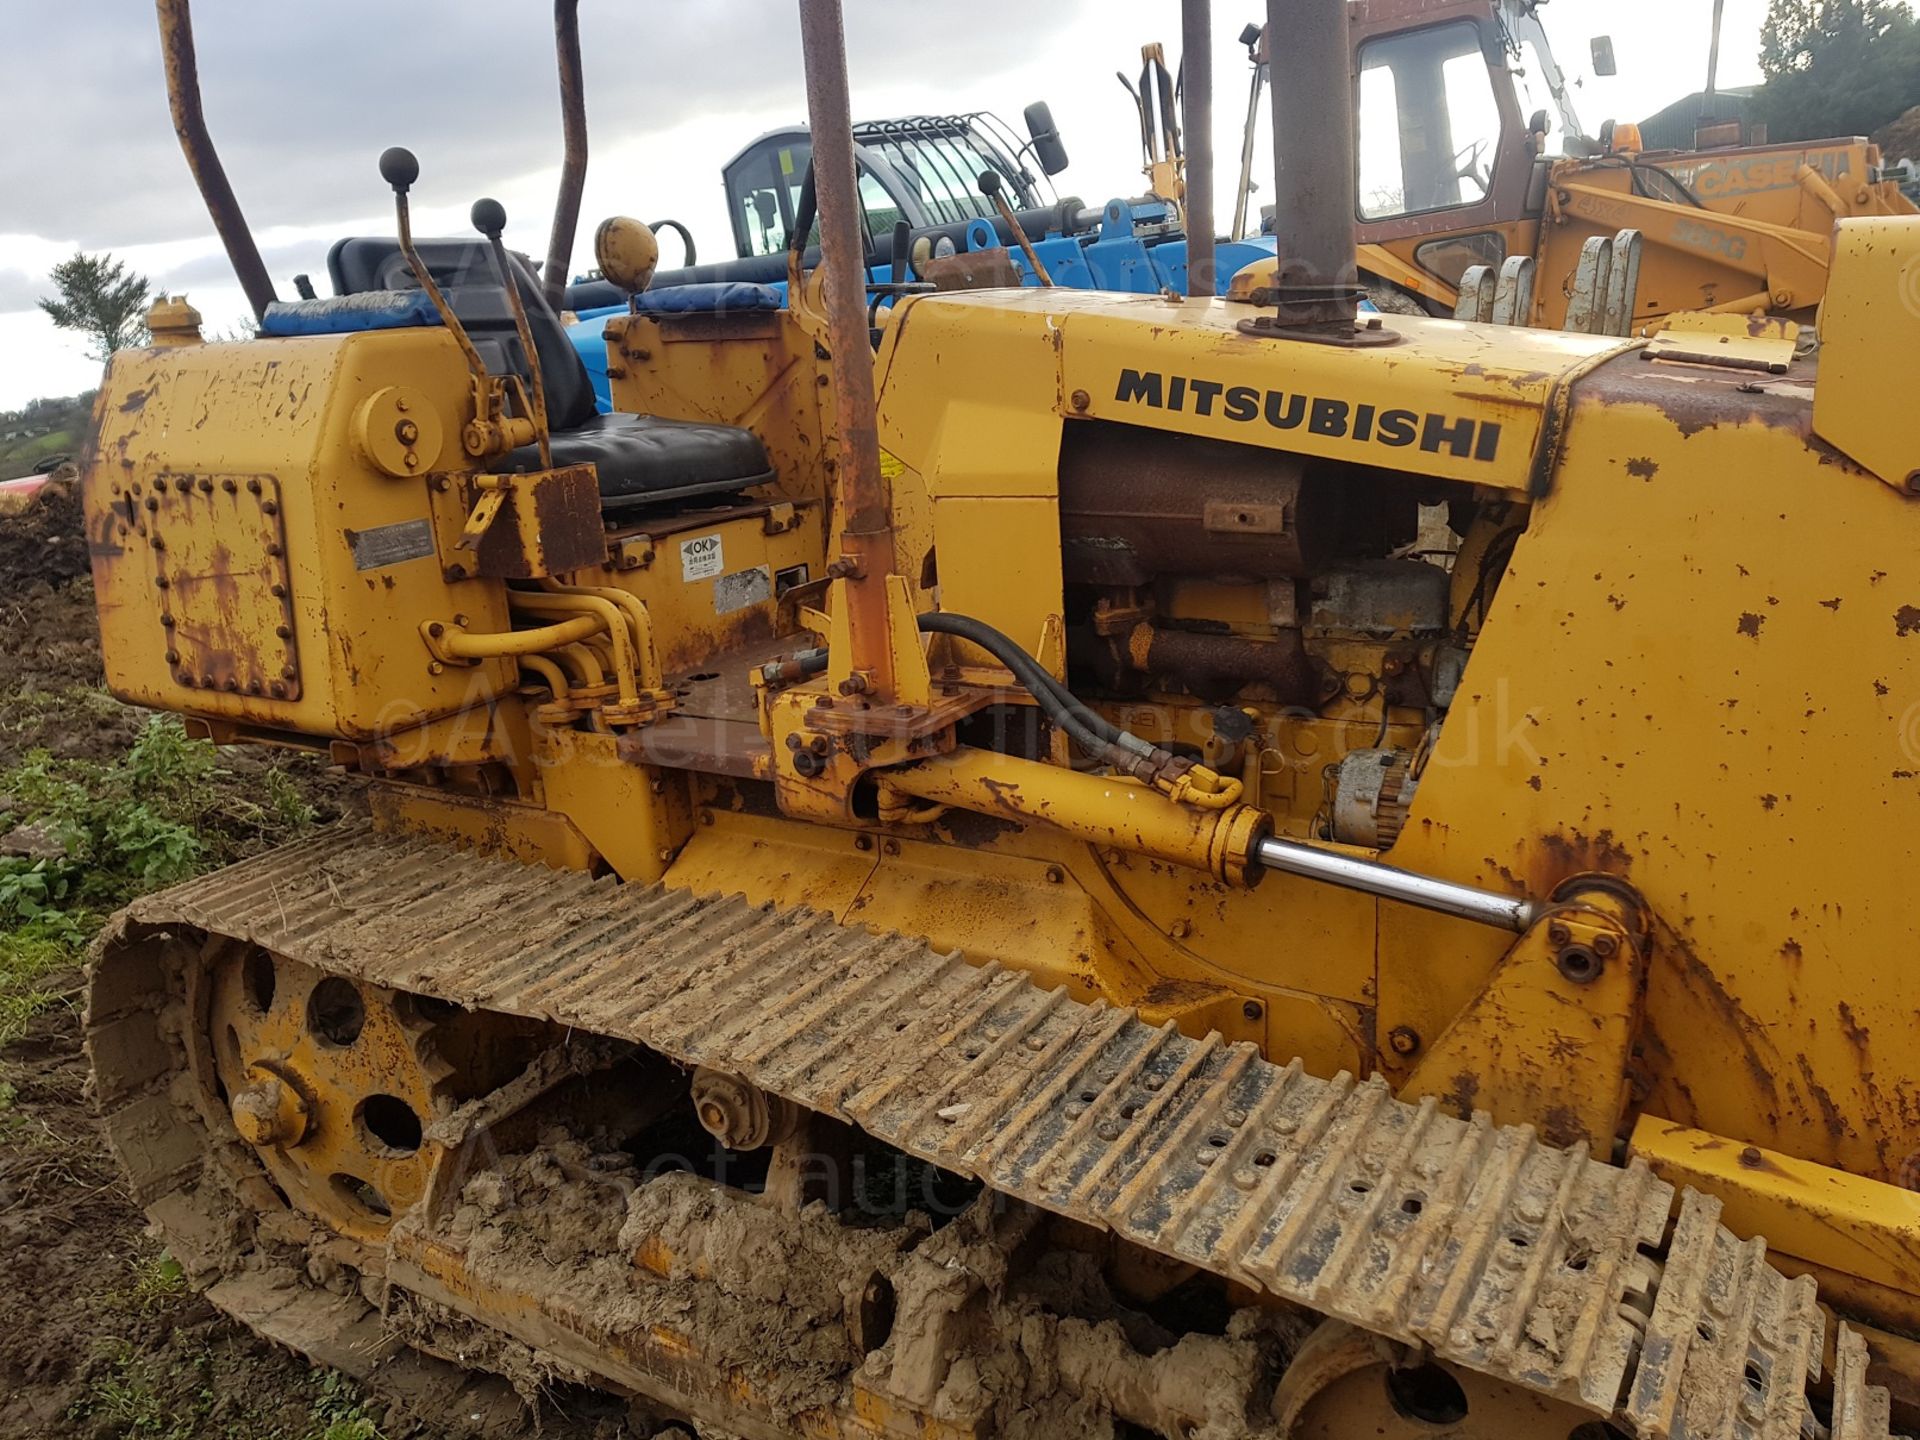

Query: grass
[0,427,76,474]
[71,1339,388,1440]
[0,714,318,1044]
[114,1251,188,1315]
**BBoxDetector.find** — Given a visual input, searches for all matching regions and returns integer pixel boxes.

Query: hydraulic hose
[915,612,1241,806]
[916,611,1122,759]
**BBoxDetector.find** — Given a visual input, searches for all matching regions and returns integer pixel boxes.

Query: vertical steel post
[798,0,898,701]
[1232,37,1267,241]
[1182,0,1216,297]
[154,0,278,321]
[544,0,588,312]
[1705,0,1726,102]
[1264,0,1358,327]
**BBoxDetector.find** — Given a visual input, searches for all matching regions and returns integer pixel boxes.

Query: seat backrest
[326,237,598,431]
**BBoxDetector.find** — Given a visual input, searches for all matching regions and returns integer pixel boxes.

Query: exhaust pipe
[797,0,899,702]
[1181,0,1215,297]
[154,0,278,322]
[543,0,588,312]
[1261,0,1360,330]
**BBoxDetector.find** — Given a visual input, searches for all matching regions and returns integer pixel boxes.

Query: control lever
[978,171,1054,286]
[379,147,494,429]
[471,198,552,470]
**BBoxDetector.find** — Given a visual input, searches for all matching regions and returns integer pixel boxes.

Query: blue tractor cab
[565,108,1277,411]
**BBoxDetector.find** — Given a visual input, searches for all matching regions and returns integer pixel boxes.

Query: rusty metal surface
[1127,622,1316,703]
[542,0,587,313]
[797,0,897,698]
[470,465,606,579]
[132,471,301,701]
[1057,421,1326,584]
[1263,0,1357,325]
[1181,0,1215,297]
[154,0,278,320]
[89,821,1894,1440]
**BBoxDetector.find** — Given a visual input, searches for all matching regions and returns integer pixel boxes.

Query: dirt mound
[0,473,89,602]
[0,579,145,770]
[1877,105,1920,162]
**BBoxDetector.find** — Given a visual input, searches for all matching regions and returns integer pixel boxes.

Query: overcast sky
[0,0,1777,411]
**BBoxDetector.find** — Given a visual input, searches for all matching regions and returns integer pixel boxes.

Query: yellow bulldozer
[78,1,1920,1436]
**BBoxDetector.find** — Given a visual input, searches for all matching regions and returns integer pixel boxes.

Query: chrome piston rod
[1254,835,1535,932]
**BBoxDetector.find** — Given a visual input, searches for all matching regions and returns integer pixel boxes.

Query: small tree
[1754,0,1920,144]
[38,252,153,362]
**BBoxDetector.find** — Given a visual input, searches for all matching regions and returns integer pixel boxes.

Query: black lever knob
[379,147,420,194]
[471,197,507,240]
[978,169,1003,199]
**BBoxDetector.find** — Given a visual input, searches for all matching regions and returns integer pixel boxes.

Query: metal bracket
[455,476,513,553]
[1398,884,1648,1150]
[1453,255,1537,327]
[1565,229,1644,336]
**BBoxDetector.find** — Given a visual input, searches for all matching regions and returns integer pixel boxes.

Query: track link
[90,823,1903,1439]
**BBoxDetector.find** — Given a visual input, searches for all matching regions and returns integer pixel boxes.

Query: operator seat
[326,238,774,511]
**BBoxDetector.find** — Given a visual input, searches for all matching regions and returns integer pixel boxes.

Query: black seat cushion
[503,412,774,511]
[329,236,777,511]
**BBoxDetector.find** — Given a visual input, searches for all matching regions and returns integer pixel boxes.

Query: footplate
[99,824,1903,1439]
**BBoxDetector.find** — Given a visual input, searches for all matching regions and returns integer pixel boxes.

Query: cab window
[858,169,905,244]
[727,140,815,258]
[1356,22,1501,219]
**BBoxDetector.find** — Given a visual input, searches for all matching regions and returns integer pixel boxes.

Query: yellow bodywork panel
[1814,218,1920,494]
[593,503,821,678]
[880,288,1624,497]
[603,306,833,509]
[532,728,693,885]
[368,782,597,873]
[1632,1116,1920,1302]
[1381,346,1920,1182]
[84,329,512,740]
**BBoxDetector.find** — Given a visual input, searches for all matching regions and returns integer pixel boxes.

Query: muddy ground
[0,488,628,1438]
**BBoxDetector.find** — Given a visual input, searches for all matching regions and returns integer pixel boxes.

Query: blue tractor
[564,99,1277,409]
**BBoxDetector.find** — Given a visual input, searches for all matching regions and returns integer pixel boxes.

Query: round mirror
[593,216,660,296]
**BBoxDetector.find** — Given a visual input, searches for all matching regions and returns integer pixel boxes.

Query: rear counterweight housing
[82,328,516,741]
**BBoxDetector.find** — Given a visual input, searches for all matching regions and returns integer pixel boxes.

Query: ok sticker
[680,533,724,581]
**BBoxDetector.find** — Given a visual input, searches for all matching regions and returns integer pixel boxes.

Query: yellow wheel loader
[1224,0,1917,330]
[80,1,1920,1436]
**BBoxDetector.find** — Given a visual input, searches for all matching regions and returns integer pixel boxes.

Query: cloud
[0,269,46,313]
[0,0,1088,252]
